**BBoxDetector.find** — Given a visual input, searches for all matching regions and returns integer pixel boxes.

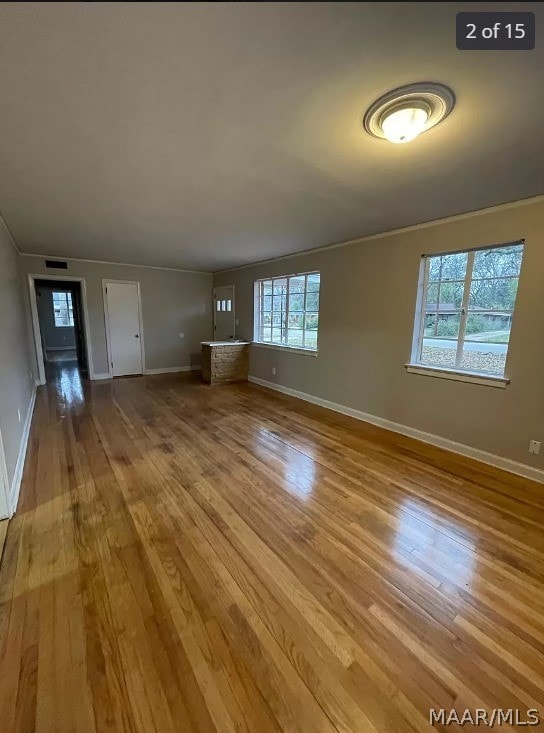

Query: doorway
[213,285,235,341]
[103,280,144,377]
[29,275,94,386]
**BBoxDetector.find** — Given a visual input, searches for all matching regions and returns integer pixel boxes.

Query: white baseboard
[91,373,112,381]
[248,376,544,484]
[143,365,201,375]
[10,385,37,515]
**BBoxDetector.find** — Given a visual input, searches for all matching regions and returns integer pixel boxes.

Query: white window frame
[407,240,524,387]
[253,271,320,354]
[52,290,74,328]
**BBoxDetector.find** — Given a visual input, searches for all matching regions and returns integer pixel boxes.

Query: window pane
[272,327,283,343]
[288,313,304,330]
[305,312,318,331]
[438,314,461,340]
[423,313,437,338]
[426,282,439,311]
[289,276,305,293]
[287,329,304,347]
[263,295,272,310]
[273,278,287,295]
[226,300,232,311]
[216,300,221,311]
[461,313,510,375]
[472,244,523,279]
[306,273,320,292]
[423,313,460,340]
[306,291,319,311]
[289,292,304,312]
[261,326,272,342]
[428,252,468,282]
[460,340,507,375]
[272,295,285,311]
[469,277,518,312]
[421,339,458,368]
[439,281,463,310]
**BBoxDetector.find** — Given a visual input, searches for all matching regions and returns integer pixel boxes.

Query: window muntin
[255,272,320,350]
[415,242,523,377]
[53,291,74,327]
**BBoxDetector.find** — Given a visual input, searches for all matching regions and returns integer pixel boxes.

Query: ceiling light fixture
[363,82,455,144]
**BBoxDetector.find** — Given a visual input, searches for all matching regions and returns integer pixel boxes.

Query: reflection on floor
[1,374,543,731]
[44,355,84,406]
[45,348,77,363]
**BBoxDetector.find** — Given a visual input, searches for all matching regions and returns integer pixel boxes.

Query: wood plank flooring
[1,366,543,731]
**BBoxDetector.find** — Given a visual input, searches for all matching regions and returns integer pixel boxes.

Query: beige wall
[20,257,213,376]
[0,221,34,498]
[214,199,544,471]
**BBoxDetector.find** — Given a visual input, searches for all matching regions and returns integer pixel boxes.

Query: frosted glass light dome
[380,107,429,144]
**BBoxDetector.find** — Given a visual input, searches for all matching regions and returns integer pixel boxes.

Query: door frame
[102,279,145,378]
[0,429,10,519]
[28,274,95,385]
[213,284,236,341]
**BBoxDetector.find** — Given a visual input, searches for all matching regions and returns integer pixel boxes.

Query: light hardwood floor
[1,366,543,732]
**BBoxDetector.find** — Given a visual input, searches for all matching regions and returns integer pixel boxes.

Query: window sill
[405,363,509,388]
[252,342,318,357]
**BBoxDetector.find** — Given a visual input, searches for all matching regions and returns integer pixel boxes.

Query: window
[411,241,524,378]
[254,272,320,351]
[53,291,74,327]
[216,299,232,312]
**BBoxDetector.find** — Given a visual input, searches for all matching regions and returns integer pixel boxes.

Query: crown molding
[0,209,21,254]
[214,194,544,275]
[19,252,212,275]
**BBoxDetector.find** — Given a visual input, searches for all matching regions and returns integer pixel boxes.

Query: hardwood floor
[1,367,543,732]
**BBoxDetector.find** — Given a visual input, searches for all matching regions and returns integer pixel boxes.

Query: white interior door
[105,281,144,376]
[213,286,235,341]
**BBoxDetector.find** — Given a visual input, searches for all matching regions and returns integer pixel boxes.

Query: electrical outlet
[17,408,21,422]
[529,440,541,455]
[271,367,276,376]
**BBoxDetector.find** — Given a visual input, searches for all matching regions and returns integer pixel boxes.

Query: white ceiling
[0,2,542,272]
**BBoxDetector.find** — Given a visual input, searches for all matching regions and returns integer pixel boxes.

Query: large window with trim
[411,241,524,378]
[254,272,320,351]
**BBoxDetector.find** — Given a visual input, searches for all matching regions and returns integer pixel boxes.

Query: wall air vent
[45,260,68,269]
